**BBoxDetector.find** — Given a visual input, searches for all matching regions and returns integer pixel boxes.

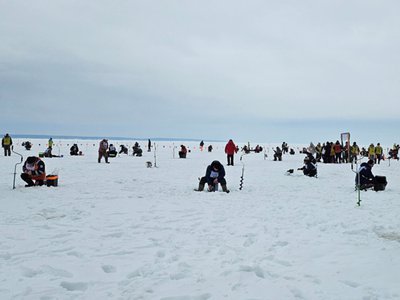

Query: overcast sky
[1,0,399,144]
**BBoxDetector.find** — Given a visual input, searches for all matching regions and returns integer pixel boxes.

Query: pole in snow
[239,154,245,190]
[11,146,24,190]
[153,143,157,168]
[352,158,362,206]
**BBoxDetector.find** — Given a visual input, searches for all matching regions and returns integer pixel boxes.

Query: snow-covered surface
[1,139,400,300]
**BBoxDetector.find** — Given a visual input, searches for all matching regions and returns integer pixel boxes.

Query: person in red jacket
[333,140,342,163]
[225,139,237,166]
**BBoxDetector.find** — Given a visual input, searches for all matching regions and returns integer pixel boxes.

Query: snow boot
[221,184,230,193]
[195,183,205,192]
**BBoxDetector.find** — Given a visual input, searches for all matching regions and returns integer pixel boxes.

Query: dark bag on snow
[374,176,387,191]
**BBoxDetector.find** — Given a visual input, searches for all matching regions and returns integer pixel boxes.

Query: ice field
[1,139,400,300]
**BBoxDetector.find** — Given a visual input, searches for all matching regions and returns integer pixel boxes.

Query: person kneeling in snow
[21,156,46,187]
[108,144,117,157]
[179,145,187,158]
[43,147,61,158]
[70,144,79,156]
[119,145,128,155]
[195,160,230,193]
[355,159,375,190]
[298,156,317,177]
[132,142,143,156]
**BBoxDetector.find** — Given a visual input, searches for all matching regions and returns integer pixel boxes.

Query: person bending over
[196,160,230,193]
[21,156,46,187]
[70,144,79,156]
[355,159,375,190]
[298,156,317,177]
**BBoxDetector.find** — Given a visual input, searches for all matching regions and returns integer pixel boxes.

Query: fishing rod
[351,156,364,206]
[11,146,24,189]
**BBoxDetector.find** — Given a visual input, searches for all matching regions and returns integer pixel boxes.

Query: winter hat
[211,161,221,170]
[26,156,37,164]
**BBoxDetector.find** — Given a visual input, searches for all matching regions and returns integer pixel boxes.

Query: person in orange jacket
[225,139,237,166]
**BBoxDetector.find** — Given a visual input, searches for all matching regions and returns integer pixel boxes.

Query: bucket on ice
[374,176,387,191]
[46,175,58,187]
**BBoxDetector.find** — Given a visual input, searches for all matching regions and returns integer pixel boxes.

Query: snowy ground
[1,139,400,300]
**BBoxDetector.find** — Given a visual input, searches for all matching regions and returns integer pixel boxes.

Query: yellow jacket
[375,146,383,155]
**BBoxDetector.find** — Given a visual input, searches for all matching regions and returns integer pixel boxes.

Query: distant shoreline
[10,134,224,143]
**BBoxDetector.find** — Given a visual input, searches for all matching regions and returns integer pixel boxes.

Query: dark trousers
[227,154,234,166]
[4,146,11,156]
[21,173,44,186]
[199,176,227,186]
[98,151,109,163]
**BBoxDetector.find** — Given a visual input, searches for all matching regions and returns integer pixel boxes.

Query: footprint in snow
[243,236,256,247]
[341,280,360,288]
[239,265,265,278]
[156,250,166,258]
[290,287,305,299]
[60,281,88,292]
[102,265,117,273]
[160,293,211,300]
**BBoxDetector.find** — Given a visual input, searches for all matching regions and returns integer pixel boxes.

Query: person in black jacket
[273,147,282,161]
[195,160,230,193]
[22,141,32,150]
[298,156,317,177]
[179,145,187,158]
[70,144,79,156]
[21,156,46,187]
[119,145,128,155]
[355,159,375,190]
[132,142,143,156]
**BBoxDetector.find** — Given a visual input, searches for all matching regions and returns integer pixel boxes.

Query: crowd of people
[1,133,395,192]
[307,141,399,165]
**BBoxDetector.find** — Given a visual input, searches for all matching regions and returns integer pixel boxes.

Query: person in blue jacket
[195,160,230,193]
[355,159,375,190]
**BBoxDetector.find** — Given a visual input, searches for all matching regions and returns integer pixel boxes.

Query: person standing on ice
[225,139,237,166]
[350,142,360,163]
[375,143,383,164]
[98,139,109,163]
[195,160,230,193]
[21,156,46,187]
[199,140,204,151]
[273,146,283,161]
[148,139,151,152]
[368,143,375,162]
[2,133,12,156]
[48,137,54,149]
